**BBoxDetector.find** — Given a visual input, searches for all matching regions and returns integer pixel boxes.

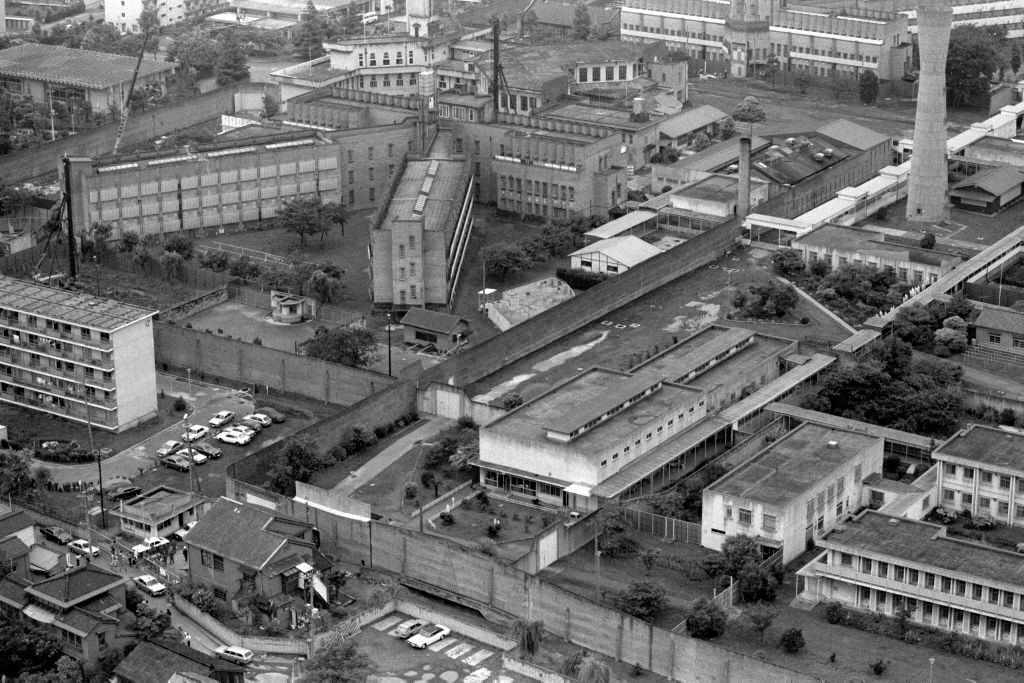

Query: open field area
[467,246,849,404]
[181,299,325,352]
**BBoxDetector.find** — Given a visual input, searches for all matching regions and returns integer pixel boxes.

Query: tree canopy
[303,641,375,683]
[858,70,879,105]
[946,25,1003,108]
[0,615,64,678]
[215,32,251,85]
[732,96,766,123]
[278,196,346,246]
[295,0,329,58]
[265,437,333,495]
[572,4,592,40]
[300,325,381,368]
[612,579,667,620]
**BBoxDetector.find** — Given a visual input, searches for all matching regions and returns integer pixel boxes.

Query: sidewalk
[332,417,453,496]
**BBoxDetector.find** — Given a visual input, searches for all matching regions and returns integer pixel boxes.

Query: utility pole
[386,313,392,376]
[83,381,106,528]
[308,571,317,658]
[62,156,77,279]
[182,413,201,496]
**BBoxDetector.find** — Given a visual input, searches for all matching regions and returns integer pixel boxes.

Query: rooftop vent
[826,440,839,449]
[823,148,834,157]
[814,152,826,162]
[785,137,796,146]
[888,519,900,526]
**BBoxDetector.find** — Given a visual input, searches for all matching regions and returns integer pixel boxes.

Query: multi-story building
[701,423,883,563]
[620,0,912,80]
[799,509,1024,645]
[934,424,1024,523]
[813,0,1024,38]
[110,486,204,540]
[791,224,962,285]
[0,277,158,432]
[369,154,474,310]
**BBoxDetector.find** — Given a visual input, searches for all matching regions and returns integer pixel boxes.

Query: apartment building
[0,277,157,432]
[814,0,1024,38]
[702,423,883,563]
[620,0,912,80]
[369,156,474,309]
[791,224,961,285]
[800,510,1024,644]
[933,424,1024,524]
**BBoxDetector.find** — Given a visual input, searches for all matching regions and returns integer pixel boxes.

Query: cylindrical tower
[905,0,953,222]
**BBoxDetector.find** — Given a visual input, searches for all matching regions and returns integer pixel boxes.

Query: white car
[172,521,197,541]
[156,440,184,457]
[134,574,167,596]
[131,536,170,556]
[244,413,273,428]
[698,73,717,79]
[179,449,208,465]
[182,424,210,442]
[209,410,235,428]
[67,539,100,557]
[214,645,254,665]
[215,430,252,445]
[229,424,256,437]
[394,618,429,638]
[408,624,451,649]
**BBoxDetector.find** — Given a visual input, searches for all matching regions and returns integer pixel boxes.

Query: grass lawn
[3,393,187,456]
[307,419,426,491]
[539,534,720,631]
[431,496,561,545]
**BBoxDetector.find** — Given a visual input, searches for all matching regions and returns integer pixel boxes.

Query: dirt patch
[430,496,562,546]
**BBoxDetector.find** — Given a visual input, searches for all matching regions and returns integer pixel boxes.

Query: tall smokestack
[738,135,751,219]
[905,0,952,222]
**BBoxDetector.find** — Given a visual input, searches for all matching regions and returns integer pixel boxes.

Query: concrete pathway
[332,418,453,497]
[35,373,253,485]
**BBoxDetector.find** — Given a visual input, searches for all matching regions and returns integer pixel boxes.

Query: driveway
[36,373,253,485]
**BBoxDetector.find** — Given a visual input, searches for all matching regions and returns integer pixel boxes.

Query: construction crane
[112,27,154,155]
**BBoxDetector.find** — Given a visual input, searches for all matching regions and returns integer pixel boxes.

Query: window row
[0,310,111,345]
[358,50,414,67]
[943,463,1021,491]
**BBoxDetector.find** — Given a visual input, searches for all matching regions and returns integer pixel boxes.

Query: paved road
[35,373,253,485]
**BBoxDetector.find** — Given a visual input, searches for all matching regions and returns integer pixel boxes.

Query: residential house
[799,509,1024,645]
[0,565,127,667]
[110,486,204,541]
[701,423,884,563]
[114,637,245,683]
[0,510,35,577]
[399,307,470,353]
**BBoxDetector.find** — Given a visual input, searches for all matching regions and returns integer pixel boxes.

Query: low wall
[396,599,515,650]
[501,655,574,683]
[159,286,229,322]
[175,597,310,655]
[154,321,395,405]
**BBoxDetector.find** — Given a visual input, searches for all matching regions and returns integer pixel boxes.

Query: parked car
[209,410,235,428]
[182,425,210,442]
[40,526,74,545]
[214,430,251,446]
[108,485,142,502]
[244,413,273,428]
[698,72,717,79]
[160,453,192,471]
[239,417,264,432]
[177,448,207,466]
[156,440,184,457]
[172,521,197,541]
[131,537,170,556]
[191,441,223,459]
[134,574,167,596]
[408,624,451,649]
[229,425,256,438]
[257,407,286,423]
[214,645,254,665]
[67,539,101,557]
[394,618,429,638]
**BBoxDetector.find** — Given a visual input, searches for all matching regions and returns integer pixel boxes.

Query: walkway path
[34,373,252,485]
[332,418,453,497]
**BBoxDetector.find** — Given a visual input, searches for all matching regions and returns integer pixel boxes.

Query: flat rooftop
[381,158,467,232]
[821,510,1024,587]
[687,334,793,392]
[675,174,740,202]
[0,276,156,332]
[486,368,701,452]
[632,326,755,382]
[542,103,635,128]
[935,424,1024,471]
[709,423,881,508]
[112,487,196,522]
[766,402,932,449]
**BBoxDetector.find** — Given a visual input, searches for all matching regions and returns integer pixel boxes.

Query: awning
[23,602,58,624]
[29,546,59,574]
[564,483,592,497]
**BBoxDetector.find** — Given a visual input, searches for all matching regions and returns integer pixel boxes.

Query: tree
[934,326,967,354]
[771,249,804,277]
[858,70,879,105]
[168,30,221,87]
[300,325,381,367]
[133,603,171,639]
[721,534,761,577]
[745,604,777,643]
[264,437,333,495]
[687,598,727,639]
[215,32,251,85]
[612,579,666,620]
[732,96,766,123]
[575,653,611,683]
[572,3,592,41]
[305,269,345,305]
[735,281,798,319]
[164,234,194,259]
[278,195,342,246]
[263,93,280,118]
[120,230,141,253]
[0,448,36,497]
[87,221,113,255]
[779,627,806,653]
[0,615,63,677]
[482,243,529,280]
[794,71,812,94]
[946,25,1002,107]
[160,251,186,280]
[719,116,736,140]
[596,503,640,557]
[919,232,936,249]
[1012,44,1022,76]
[738,565,778,603]
[691,131,711,151]
[295,0,328,58]
[511,619,544,659]
[303,641,374,682]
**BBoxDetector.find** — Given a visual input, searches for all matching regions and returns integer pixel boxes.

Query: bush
[349,425,377,453]
[486,522,501,538]
[612,579,667,620]
[771,249,804,277]
[329,444,348,462]
[164,234,194,259]
[779,628,805,653]
[556,267,611,290]
[687,598,727,639]
[439,511,454,526]
[172,396,187,412]
[919,232,936,249]
[404,482,418,499]
[824,601,845,624]
[871,659,888,675]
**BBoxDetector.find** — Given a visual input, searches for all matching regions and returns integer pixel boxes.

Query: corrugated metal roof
[570,235,663,268]
[0,43,173,90]
[659,105,728,140]
[399,307,468,334]
[584,210,657,240]
[952,166,1024,198]
[816,119,888,151]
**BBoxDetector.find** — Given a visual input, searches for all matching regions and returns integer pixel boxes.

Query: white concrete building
[702,423,883,563]
[934,425,1024,525]
[0,277,158,432]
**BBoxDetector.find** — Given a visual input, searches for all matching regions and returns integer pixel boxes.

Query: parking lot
[356,612,515,683]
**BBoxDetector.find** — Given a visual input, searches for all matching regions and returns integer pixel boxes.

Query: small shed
[271,290,316,323]
[950,166,1024,214]
[569,235,663,275]
[399,307,470,353]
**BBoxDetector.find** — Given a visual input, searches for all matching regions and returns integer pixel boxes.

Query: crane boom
[112,29,152,155]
